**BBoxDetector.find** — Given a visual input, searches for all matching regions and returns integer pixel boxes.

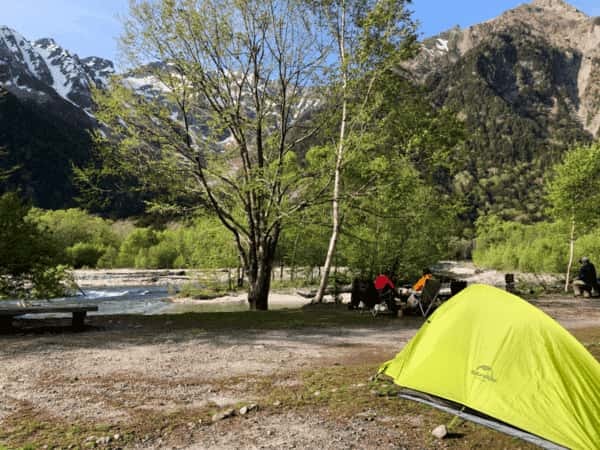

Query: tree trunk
[314,1,347,303]
[246,236,278,310]
[248,261,272,310]
[565,217,576,293]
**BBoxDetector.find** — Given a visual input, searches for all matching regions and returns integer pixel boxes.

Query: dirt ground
[1,292,600,450]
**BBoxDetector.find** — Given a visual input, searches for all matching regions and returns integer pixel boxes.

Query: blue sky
[1,0,599,65]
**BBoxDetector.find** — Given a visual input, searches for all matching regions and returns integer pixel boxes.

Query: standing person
[572,257,599,298]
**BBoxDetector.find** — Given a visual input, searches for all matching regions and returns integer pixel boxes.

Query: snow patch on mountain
[123,74,173,94]
[0,26,115,110]
[436,38,449,52]
[33,40,79,103]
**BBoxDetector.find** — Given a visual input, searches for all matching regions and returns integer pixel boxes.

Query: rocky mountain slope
[0,26,113,111]
[407,0,600,221]
[0,27,113,207]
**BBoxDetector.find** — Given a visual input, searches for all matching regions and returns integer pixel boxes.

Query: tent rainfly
[379,284,600,450]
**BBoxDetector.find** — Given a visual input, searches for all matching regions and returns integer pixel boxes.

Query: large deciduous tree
[309,0,418,302]
[92,0,330,309]
[546,142,600,291]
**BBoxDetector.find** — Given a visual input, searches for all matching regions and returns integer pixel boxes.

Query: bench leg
[0,316,14,333]
[72,311,87,331]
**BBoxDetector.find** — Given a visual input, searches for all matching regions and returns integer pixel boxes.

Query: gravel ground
[1,288,599,449]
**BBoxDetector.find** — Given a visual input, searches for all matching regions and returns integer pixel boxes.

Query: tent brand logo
[471,365,497,383]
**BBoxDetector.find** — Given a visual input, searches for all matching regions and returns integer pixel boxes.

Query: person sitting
[398,268,432,299]
[373,271,398,313]
[412,268,433,293]
[572,257,600,298]
[374,272,395,292]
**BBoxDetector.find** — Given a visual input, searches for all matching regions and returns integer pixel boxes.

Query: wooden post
[0,316,14,333]
[565,217,576,293]
[72,311,87,331]
[505,274,515,293]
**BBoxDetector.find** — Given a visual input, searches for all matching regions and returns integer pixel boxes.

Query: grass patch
[0,404,212,450]
[177,280,240,299]
[123,304,410,332]
[572,327,600,359]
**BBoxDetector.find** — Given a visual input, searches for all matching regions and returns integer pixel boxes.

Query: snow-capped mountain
[0,26,114,112]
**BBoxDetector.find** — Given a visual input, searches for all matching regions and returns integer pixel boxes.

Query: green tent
[379,284,600,449]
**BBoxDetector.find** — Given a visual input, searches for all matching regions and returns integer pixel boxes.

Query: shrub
[29,265,76,299]
[117,228,159,267]
[29,208,120,250]
[66,242,106,268]
[97,247,119,269]
[0,193,71,299]
[145,241,179,269]
[474,215,570,273]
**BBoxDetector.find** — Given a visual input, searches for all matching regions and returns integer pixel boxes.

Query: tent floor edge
[398,389,567,450]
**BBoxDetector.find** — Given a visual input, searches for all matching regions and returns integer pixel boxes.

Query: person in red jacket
[374,273,395,291]
[373,271,398,313]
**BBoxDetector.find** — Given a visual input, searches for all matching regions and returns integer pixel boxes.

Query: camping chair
[416,278,442,317]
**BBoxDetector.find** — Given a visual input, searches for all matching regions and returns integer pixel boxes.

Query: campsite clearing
[1,293,599,449]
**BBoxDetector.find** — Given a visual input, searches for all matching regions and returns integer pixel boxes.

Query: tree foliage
[546,142,600,228]
[546,142,600,287]
[87,0,334,309]
[0,193,73,299]
[309,0,419,301]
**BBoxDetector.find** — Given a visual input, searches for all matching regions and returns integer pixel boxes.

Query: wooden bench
[0,305,98,332]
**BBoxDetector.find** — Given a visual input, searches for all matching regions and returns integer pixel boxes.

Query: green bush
[66,242,107,268]
[29,208,120,250]
[117,228,159,267]
[144,240,179,269]
[97,246,119,269]
[473,215,570,273]
[29,264,76,299]
[0,193,72,299]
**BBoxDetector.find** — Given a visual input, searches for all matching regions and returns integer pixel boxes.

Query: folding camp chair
[416,278,441,317]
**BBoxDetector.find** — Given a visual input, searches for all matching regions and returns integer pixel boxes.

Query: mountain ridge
[411,0,600,137]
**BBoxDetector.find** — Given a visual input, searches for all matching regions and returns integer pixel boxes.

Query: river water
[4,285,252,318]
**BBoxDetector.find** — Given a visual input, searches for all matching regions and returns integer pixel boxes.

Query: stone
[431,424,448,439]
[212,408,235,422]
[239,406,249,415]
